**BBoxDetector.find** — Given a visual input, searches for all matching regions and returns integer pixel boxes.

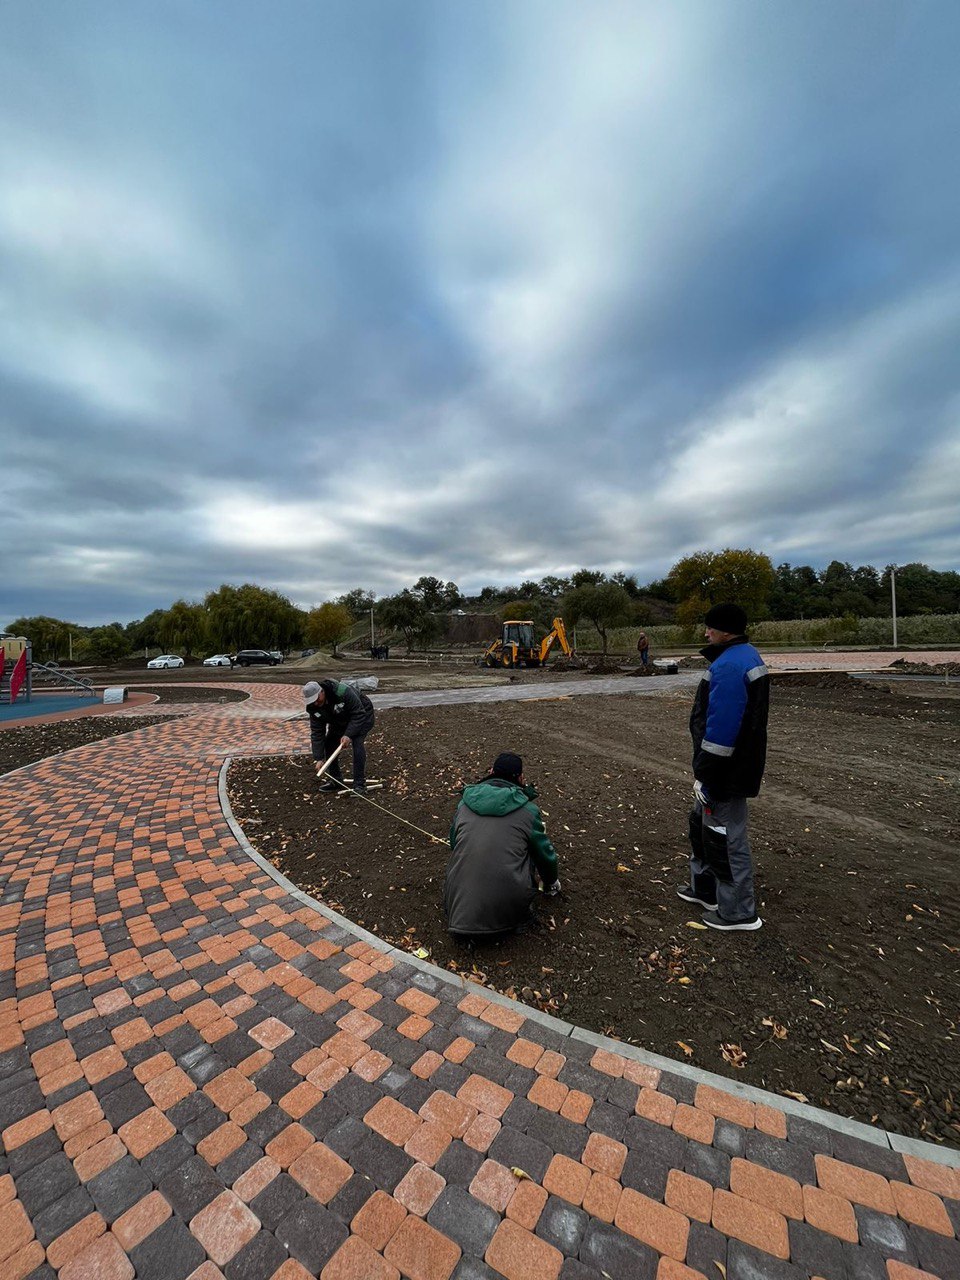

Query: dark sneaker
[352,784,368,795]
[701,910,762,932]
[676,885,718,911]
[318,779,342,792]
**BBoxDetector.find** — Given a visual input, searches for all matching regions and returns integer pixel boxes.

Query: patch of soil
[228,679,960,1147]
[0,716,180,777]
[134,686,248,704]
[890,659,960,677]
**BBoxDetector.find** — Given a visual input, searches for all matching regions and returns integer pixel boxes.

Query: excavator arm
[538,617,574,663]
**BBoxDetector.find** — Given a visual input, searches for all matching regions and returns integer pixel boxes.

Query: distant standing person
[445,752,560,939]
[302,679,375,794]
[636,629,650,667]
[679,603,769,931]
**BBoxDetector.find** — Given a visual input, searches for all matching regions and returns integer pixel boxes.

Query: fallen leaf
[677,1041,694,1057]
[677,977,692,986]
[810,998,826,1008]
[782,1090,809,1103]
[685,921,708,930]
[720,1042,747,1069]
[510,1167,531,1181]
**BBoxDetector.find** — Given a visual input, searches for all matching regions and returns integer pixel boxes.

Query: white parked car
[147,655,184,669]
[203,654,233,667]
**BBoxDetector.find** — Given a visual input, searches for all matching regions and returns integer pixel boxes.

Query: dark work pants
[324,731,368,786]
[687,796,756,921]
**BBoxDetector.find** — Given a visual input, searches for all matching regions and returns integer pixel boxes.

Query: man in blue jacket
[680,603,769,931]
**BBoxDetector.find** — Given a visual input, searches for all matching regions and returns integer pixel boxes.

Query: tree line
[6,555,959,663]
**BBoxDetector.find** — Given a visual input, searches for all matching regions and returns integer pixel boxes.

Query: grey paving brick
[488,1127,554,1183]
[854,1205,917,1262]
[727,1241,806,1279]
[244,1104,290,1148]
[301,1096,347,1140]
[99,1078,152,1128]
[684,1139,731,1189]
[276,1199,348,1274]
[621,1148,671,1200]
[328,1071,383,1117]
[435,1140,485,1187]
[687,1220,728,1278]
[657,1071,698,1105]
[606,1078,640,1113]
[536,1195,588,1257]
[216,1139,264,1186]
[224,1228,288,1280]
[622,1114,686,1166]
[33,1185,96,1246]
[559,1261,604,1280]
[911,1223,960,1278]
[713,1118,746,1157]
[452,1260,500,1280]
[786,1114,835,1155]
[129,1214,206,1280]
[250,1172,306,1231]
[328,1171,377,1225]
[842,1241,892,1280]
[324,1116,370,1158]
[743,1129,816,1185]
[159,1155,224,1221]
[140,1134,193,1183]
[350,1130,414,1192]
[579,1219,657,1280]
[831,1131,906,1180]
[8,1130,61,1177]
[788,1218,845,1278]
[526,1108,588,1160]
[502,1097,539,1131]
[584,1100,628,1142]
[427,1185,500,1257]
[397,1077,435,1113]
[88,1154,153,1222]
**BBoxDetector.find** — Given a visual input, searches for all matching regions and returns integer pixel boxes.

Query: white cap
[301,680,321,705]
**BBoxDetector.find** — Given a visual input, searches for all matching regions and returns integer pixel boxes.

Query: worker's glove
[544,879,562,896]
[693,779,710,807]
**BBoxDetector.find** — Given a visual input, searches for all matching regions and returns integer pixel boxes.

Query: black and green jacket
[307,679,375,759]
[444,777,559,936]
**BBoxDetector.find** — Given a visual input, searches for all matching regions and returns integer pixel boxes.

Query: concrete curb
[218,757,960,1169]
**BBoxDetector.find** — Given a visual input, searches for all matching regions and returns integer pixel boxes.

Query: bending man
[445,752,560,940]
[302,679,375,794]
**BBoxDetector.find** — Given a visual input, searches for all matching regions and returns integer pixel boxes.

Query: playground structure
[0,634,96,706]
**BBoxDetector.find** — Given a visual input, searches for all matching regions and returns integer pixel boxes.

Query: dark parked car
[233,649,281,667]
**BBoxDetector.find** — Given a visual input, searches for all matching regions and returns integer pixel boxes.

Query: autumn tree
[667,549,774,624]
[305,603,354,655]
[562,582,633,655]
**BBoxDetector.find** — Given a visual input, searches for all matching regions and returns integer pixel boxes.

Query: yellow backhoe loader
[480,617,579,668]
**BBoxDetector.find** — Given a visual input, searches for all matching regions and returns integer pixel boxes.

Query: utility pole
[370,607,375,650]
[891,566,898,649]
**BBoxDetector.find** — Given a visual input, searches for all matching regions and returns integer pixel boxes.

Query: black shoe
[352,784,368,795]
[676,885,718,911]
[701,910,762,932]
[318,779,343,792]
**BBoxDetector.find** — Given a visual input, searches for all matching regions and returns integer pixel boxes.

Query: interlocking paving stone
[0,678,956,1279]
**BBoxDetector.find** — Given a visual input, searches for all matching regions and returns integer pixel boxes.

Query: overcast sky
[2,1,959,626]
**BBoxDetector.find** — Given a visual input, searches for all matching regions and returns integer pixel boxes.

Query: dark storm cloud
[1,0,958,627]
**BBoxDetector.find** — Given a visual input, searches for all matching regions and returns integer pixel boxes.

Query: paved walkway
[1,681,957,1280]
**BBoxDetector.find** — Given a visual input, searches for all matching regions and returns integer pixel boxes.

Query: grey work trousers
[688,795,757,922]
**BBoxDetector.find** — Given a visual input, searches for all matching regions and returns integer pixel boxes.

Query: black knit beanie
[704,603,748,634]
[491,752,523,781]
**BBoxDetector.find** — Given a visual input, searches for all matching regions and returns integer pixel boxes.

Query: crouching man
[444,752,560,940]
[302,679,375,794]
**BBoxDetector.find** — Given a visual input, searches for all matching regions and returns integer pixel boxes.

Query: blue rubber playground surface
[0,693,99,723]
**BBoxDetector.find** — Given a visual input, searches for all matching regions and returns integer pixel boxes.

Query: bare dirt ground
[228,673,960,1147]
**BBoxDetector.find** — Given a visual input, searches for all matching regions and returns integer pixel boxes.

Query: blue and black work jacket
[307,679,375,759]
[690,636,769,800]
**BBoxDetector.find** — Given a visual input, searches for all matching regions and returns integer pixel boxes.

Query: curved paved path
[1,681,958,1280]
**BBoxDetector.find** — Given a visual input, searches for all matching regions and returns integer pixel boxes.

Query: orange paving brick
[479,1002,525,1033]
[394,1162,446,1216]
[902,1154,960,1199]
[289,1141,353,1203]
[485,1218,563,1280]
[0,1200,35,1261]
[65,1119,113,1159]
[384,1214,462,1280]
[233,1156,281,1202]
[506,1179,549,1230]
[463,1111,500,1153]
[470,1159,520,1213]
[404,1120,452,1167]
[657,1259,710,1280]
[457,1074,513,1118]
[398,1013,433,1041]
[190,1191,260,1265]
[712,1189,790,1259]
[74,1134,127,1182]
[2,1109,53,1150]
[506,1037,544,1068]
[528,1074,568,1112]
[636,1087,678,1127]
[543,1154,592,1207]
[693,1084,756,1129]
[3,1241,45,1280]
[419,1090,477,1138]
[583,1172,622,1223]
[534,1049,566,1078]
[118,1106,176,1158]
[352,1190,408,1251]
[336,1008,383,1040]
[249,1016,294,1048]
[112,1191,172,1250]
[443,1036,474,1064]
[52,1091,104,1141]
[45,1211,107,1270]
[397,988,440,1017]
[352,1049,392,1081]
[754,1102,788,1139]
[411,1050,445,1080]
[266,1123,315,1168]
[730,1157,803,1219]
[666,1169,713,1224]
[890,1180,955,1235]
[591,1048,626,1078]
[802,1183,859,1243]
[320,1234,401,1280]
[205,1067,256,1110]
[616,1187,691,1261]
[365,1096,422,1145]
[279,1080,324,1119]
[583,1132,627,1179]
[59,1232,135,1280]
[145,1065,196,1110]
[560,1088,593,1124]
[814,1154,897,1215]
[672,1103,715,1145]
